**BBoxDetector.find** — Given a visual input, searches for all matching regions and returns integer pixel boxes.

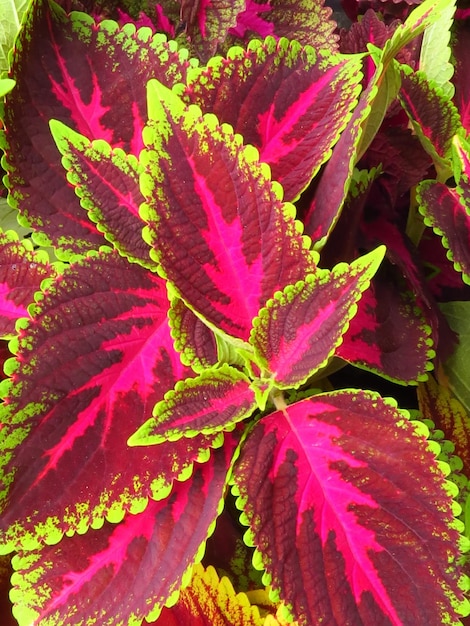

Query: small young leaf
[250,247,385,388]
[10,438,238,626]
[232,391,465,626]
[129,365,258,445]
[141,79,315,342]
[0,0,30,74]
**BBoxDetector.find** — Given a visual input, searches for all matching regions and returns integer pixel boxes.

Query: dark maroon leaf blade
[0,248,225,553]
[10,437,239,625]
[49,120,153,268]
[140,80,316,342]
[183,39,362,201]
[0,230,56,338]
[232,391,465,626]
[130,365,258,444]
[2,0,197,257]
[250,247,384,388]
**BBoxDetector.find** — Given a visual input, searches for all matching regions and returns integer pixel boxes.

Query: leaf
[169,297,219,372]
[0,229,56,338]
[129,365,258,444]
[439,301,470,416]
[179,0,246,62]
[49,120,152,268]
[182,37,363,201]
[398,63,464,179]
[140,80,315,343]
[303,59,401,248]
[452,22,470,133]
[2,0,197,257]
[337,275,435,384]
[0,78,15,97]
[419,0,455,99]
[155,563,266,626]
[9,438,238,626]
[418,374,470,480]
[0,0,30,74]
[233,0,339,55]
[417,136,470,284]
[250,247,385,388]
[0,248,224,553]
[232,391,465,626]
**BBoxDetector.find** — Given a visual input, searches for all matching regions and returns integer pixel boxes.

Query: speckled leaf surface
[182,37,362,201]
[232,391,464,626]
[0,248,224,553]
[0,230,55,338]
[10,438,238,626]
[140,80,315,343]
[250,248,384,387]
[1,0,196,257]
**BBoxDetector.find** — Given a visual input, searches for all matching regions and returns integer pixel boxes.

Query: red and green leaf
[2,0,197,257]
[231,0,339,54]
[398,63,464,178]
[0,230,56,339]
[418,374,470,480]
[0,248,225,553]
[232,390,465,626]
[250,247,385,388]
[49,121,152,268]
[182,38,362,201]
[129,365,258,444]
[9,438,239,626]
[155,563,266,626]
[337,280,435,383]
[140,80,315,343]
[169,297,219,372]
[417,136,470,284]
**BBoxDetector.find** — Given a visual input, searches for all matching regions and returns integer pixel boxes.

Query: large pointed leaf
[9,438,238,626]
[2,0,197,256]
[232,391,465,626]
[49,120,152,268]
[182,38,362,201]
[0,248,224,553]
[140,80,315,343]
[0,229,56,338]
[250,248,384,388]
[129,364,258,444]
[155,563,266,626]
[417,136,470,284]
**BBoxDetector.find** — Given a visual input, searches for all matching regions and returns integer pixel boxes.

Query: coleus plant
[0,0,470,624]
